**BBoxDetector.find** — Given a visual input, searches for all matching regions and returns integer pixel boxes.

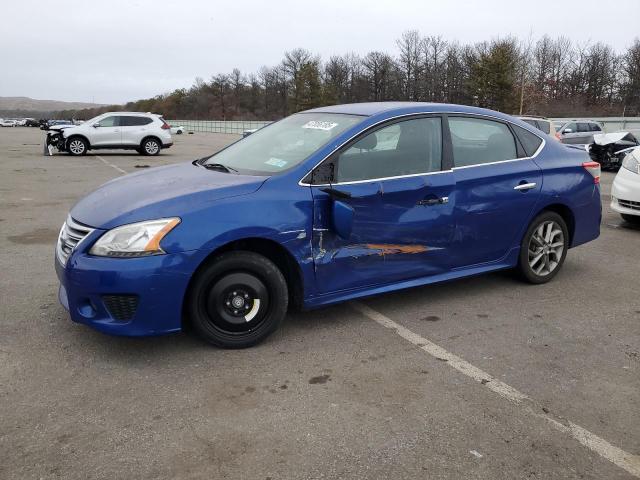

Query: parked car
[45,112,173,156]
[242,128,258,137]
[588,131,639,170]
[611,147,640,225]
[55,102,601,348]
[0,119,17,127]
[517,116,558,140]
[556,120,604,145]
[170,125,184,135]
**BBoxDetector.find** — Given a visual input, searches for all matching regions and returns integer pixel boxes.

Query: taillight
[582,161,601,184]
[161,121,170,130]
[555,132,561,140]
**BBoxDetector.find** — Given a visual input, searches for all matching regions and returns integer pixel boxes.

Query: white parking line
[96,155,127,175]
[351,301,640,478]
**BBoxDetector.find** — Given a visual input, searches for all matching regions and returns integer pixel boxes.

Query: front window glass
[98,116,118,127]
[335,117,442,182]
[449,117,517,167]
[204,113,363,175]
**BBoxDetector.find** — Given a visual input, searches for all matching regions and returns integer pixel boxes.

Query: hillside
[0,96,107,116]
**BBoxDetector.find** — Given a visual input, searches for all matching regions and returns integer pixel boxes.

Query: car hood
[70,162,268,229]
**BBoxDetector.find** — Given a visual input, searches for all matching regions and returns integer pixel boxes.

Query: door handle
[514,182,537,191]
[417,196,449,206]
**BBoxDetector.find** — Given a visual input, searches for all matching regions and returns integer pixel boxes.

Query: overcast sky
[1,0,637,104]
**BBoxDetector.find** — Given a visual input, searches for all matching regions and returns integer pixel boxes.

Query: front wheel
[518,212,569,284]
[187,252,288,348]
[67,137,87,156]
[141,137,161,156]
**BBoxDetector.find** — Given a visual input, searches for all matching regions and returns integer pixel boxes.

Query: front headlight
[89,218,180,257]
[622,149,640,175]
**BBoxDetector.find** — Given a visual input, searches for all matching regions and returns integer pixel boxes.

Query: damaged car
[588,131,640,171]
[45,112,173,156]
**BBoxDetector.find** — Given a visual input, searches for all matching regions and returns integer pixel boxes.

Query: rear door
[576,122,594,145]
[308,115,456,293]
[120,115,154,145]
[90,115,122,146]
[448,116,543,267]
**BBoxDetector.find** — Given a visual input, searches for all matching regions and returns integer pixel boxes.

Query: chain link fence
[166,120,271,134]
[167,117,640,137]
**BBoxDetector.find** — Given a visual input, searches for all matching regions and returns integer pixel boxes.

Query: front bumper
[56,249,206,336]
[611,167,640,216]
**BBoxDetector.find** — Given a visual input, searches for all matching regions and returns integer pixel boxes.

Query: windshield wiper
[201,162,238,173]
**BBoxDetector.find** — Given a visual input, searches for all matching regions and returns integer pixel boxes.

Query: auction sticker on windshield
[265,158,288,168]
[302,120,338,131]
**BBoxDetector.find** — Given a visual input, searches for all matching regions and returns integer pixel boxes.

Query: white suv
[59,112,173,156]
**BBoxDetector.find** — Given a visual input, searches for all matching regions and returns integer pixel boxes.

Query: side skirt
[303,247,520,310]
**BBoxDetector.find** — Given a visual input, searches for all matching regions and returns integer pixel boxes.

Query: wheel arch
[534,203,576,246]
[140,135,162,148]
[66,134,91,148]
[182,237,304,327]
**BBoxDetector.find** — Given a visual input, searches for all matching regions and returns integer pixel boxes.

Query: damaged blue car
[55,102,601,348]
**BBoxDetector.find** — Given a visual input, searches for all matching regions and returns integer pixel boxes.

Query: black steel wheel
[187,251,288,348]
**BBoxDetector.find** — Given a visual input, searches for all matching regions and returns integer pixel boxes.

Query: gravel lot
[1,127,638,479]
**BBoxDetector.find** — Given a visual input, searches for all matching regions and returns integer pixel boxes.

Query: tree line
[61,32,640,121]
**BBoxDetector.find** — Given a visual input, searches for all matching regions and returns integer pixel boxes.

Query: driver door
[91,115,122,146]
[308,115,456,294]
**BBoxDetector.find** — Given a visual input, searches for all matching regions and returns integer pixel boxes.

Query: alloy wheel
[144,140,159,154]
[528,220,565,276]
[69,139,85,155]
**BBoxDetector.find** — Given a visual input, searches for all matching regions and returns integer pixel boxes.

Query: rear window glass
[590,123,602,132]
[537,120,551,134]
[577,123,590,133]
[121,116,153,126]
[512,125,543,157]
[449,117,517,167]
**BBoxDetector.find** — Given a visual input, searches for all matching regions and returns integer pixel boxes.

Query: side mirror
[563,128,572,134]
[93,123,100,128]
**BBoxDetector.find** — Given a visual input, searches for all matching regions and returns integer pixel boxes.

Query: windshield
[204,113,364,175]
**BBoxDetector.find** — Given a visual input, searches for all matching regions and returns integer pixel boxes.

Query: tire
[621,213,640,225]
[187,251,288,348]
[67,137,88,156]
[518,211,569,284]
[141,137,161,156]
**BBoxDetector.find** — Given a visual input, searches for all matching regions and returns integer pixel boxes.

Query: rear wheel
[518,212,568,284]
[187,252,288,348]
[67,137,87,156]
[621,213,640,225]
[141,137,161,156]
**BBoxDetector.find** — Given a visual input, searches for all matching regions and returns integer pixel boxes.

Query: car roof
[518,115,550,121]
[304,102,517,121]
[100,111,160,116]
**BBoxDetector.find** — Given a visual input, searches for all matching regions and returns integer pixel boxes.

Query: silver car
[555,120,604,145]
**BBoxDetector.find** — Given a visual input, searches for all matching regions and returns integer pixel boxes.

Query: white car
[170,125,184,135]
[611,147,640,225]
[46,112,173,156]
[1,119,17,127]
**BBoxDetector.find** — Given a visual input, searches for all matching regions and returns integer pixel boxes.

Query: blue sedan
[55,102,602,348]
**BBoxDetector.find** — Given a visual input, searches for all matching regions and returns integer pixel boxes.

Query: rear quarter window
[512,125,543,157]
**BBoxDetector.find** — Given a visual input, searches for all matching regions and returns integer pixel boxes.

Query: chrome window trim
[298,111,546,187]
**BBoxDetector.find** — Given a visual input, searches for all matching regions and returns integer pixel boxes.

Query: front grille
[103,295,139,321]
[618,199,640,211]
[56,216,94,266]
